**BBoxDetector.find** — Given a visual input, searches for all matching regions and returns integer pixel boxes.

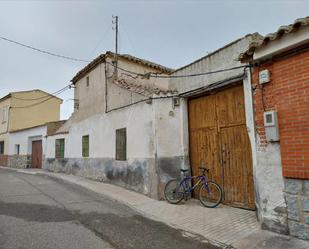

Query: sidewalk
[2,167,309,249]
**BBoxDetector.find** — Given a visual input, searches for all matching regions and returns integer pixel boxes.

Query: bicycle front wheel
[164,179,185,204]
[199,181,222,208]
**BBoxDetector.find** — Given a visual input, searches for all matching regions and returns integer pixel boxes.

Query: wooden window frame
[115,128,126,161]
[82,135,89,158]
[55,139,65,159]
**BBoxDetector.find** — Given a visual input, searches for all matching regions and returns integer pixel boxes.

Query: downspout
[243,64,260,213]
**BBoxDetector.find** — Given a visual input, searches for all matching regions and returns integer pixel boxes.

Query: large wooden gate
[188,84,255,209]
[32,140,42,169]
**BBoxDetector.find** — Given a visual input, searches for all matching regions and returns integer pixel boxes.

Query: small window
[55,139,65,158]
[82,135,89,157]
[116,128,126,161]
[86,76,90,87]
[15,144,20,155]
[0,141,4,154]
[2,108,7,123]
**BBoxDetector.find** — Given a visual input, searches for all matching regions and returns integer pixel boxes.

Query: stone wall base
[8,155,31,169]
[284,178,309,240]
[44,156,187,200]
[44,157,158,198]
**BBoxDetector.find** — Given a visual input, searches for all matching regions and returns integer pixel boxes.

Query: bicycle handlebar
[199,167,209,174]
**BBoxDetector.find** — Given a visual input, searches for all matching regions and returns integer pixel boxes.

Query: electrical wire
[11,86,71,108]
[11,85,71,101]
[106,95,175,113]
[106,61,248,79]
[0,36,90,63]
[1,35,249,79]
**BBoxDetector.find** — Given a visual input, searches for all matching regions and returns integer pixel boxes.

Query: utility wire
[88,25,112,57]
[11,86,71,108]
[105,60,248,79]
[11,85,71,101]
[1,35,248,79]
[0,36,90,63]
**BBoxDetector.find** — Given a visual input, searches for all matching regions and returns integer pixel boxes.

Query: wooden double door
[188,84,255,210]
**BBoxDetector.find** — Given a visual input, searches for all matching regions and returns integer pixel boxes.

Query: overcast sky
[0,0,308,119]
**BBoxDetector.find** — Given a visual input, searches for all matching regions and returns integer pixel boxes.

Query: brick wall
[252,49,309,179]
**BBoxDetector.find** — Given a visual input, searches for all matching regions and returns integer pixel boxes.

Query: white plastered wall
[8,125,47,155]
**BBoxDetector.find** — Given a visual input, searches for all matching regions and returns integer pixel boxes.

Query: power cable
[105,60,248,79]
[88,25,112,57]
[11,86,71,108]
[11,85,71,101]
[1,35,249,79]
[0,36,90,63]
[121,22,137,55]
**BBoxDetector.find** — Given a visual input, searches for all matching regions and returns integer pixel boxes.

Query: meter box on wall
[259,69,271,84]
[264,111,280,142]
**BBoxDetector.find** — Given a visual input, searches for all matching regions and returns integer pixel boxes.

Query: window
[2,108,7,123]
[0,141,4,154]
[82,135,89,157]
[55,139,65,158]
[74,99,79,110]
[86,76,90,87]
[116,128,126,161]
[15,144,20,155]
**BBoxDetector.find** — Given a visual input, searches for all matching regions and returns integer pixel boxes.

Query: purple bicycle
[164,167,222,208]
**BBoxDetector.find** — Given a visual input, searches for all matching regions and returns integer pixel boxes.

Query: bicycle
[164,167,222,208]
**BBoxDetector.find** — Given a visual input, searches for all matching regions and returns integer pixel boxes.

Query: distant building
[0,89,62,168]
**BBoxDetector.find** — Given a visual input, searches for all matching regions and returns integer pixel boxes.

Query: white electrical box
[259,69,270,84]
[263,111,279,142]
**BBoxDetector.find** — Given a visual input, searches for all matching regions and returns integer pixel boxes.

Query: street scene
[0,168,218,249]
[0,1,309,248]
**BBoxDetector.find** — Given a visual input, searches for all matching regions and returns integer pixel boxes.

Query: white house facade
[44,33,289,235]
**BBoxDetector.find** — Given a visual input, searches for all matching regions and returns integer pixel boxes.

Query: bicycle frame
[179,174,209,194]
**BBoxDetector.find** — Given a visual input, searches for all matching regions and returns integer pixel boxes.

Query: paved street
[0,168,218,249]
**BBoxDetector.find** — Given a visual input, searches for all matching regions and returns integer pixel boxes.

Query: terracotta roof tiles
[239,16,309,61]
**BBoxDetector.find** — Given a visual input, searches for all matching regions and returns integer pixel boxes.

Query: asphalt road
[0,168,219,249]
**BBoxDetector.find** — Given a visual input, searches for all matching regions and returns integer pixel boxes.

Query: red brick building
[241,17,309,240]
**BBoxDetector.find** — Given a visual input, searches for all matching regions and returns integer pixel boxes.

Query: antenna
[112,15,119,79]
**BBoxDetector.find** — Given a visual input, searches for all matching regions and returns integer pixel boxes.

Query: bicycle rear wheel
[164,179,185,204]
[199,181,222,208]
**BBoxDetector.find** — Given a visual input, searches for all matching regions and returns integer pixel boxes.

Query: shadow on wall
[157,156,189,200]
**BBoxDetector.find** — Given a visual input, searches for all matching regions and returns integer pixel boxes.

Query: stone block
[304,180,309,196]
[285,195,300,221]
[261,217,289,235]
[289,221,309,240]
[284,179,302,195]
[303,197,309,212]
[304,213,309,225]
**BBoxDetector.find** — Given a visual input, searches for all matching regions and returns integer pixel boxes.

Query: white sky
[0,0,308,119]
